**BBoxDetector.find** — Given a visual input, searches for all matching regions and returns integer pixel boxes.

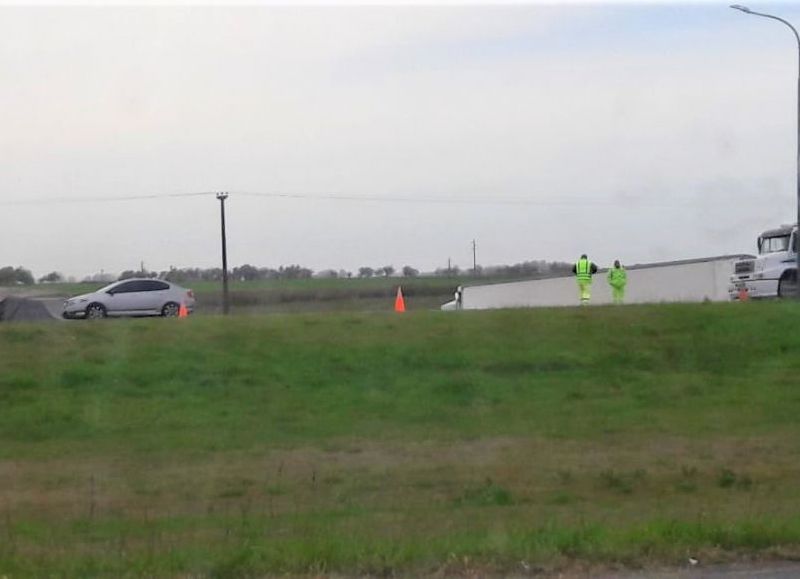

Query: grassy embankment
[25,276,466,314]
[1,302,800,575]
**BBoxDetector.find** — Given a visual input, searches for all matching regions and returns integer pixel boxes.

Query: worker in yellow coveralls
[607,260,627,305]
[572,254,598,305]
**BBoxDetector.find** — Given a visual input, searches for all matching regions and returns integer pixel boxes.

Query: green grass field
[1,302,800,576]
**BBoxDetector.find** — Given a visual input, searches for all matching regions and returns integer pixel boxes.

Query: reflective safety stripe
[575,259,591,281]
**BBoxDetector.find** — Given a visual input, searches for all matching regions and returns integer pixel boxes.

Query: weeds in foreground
[455,478,514,507]
[717,469,753,490]
[598,469,647,495]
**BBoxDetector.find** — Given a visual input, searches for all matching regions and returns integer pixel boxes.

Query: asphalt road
[0,295,63,322]
[39,297,65,319]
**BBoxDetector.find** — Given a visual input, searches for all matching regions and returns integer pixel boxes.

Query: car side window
[110,281,139,294]
[142,280,170,292]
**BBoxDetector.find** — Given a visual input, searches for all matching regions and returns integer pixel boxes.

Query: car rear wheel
[778,271,798,299]
[85,303,107,319]
[161,302,180,317]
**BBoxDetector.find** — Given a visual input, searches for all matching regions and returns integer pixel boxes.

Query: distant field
[1,302,800,576]
[20,276,466,314]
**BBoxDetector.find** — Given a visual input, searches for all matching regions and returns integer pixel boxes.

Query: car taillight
[187,290,194,299]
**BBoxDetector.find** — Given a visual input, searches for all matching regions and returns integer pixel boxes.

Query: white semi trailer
[729,224,798,299]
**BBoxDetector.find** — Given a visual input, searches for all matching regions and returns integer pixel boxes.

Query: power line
[0,191,217,206]
[233,190,700,207]
[0,189,749,208]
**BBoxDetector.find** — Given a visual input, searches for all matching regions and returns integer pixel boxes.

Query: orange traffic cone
[394,286,406,313]
[178,303,189,318]
[738,288,749,302]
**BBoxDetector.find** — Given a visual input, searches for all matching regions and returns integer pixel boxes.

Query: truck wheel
[778,272,798,299]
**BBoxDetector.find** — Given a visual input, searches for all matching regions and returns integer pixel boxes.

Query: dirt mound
[0,297,59,322]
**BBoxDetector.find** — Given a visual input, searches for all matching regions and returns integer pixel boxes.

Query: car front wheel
[85,303,107,319]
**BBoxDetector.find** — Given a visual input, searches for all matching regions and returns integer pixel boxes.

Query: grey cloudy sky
[2,1,800,278]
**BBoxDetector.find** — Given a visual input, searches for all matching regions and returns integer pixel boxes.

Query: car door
[106,280,145,314]
[139,280,170,313]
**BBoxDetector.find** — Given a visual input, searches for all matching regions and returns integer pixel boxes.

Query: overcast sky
[2,1,800,278]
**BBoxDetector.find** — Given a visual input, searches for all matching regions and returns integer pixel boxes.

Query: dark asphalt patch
[0,296,60,322]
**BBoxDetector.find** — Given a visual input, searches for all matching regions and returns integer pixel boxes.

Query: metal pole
[217,192,230,314]
[472,239,477,276]
[731,5,800,298]
[796,39,800,299]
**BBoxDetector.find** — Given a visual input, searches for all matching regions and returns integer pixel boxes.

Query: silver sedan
[63,278,196,319]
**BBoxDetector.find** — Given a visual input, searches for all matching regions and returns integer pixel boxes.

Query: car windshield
[760,235,790,254]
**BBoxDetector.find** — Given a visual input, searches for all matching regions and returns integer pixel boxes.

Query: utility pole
[217,192,230,315]
[472,239,477,276]
[447,257,452,276]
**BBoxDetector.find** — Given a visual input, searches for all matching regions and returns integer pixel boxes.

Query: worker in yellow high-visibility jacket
[607,260,627,305]
[572,254,598,305]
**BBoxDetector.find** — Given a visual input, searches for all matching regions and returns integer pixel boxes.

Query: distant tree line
[162,265,316,283]
[154,261,570,282]
[0,259,574,287]
[0,266,34,286]
[165,264,417,282]
[431,260,572,279]
[38,271,64,283]
[481,260,572,279]
[118,269,160,281]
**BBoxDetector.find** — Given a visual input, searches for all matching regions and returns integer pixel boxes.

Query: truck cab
[729,224,798,299]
